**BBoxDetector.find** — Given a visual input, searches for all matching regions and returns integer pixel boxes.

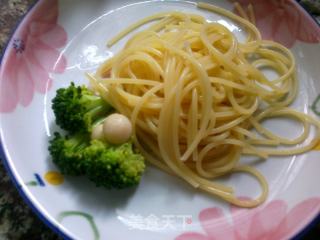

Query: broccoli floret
[48,132,89,175]
[85,142,145,189]
[52,82,113,133]
[48,133,145,189]
[49,82,145,189]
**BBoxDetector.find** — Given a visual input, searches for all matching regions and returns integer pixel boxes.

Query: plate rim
[0,0,319,239]
[0,0,72,239]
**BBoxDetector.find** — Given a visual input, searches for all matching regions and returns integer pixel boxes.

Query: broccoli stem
[82,95,107,111]
[83,95,113,126]
[67,134,89,152]
[88,104,113,126]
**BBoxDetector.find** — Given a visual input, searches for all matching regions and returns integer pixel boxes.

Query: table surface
[0,0,320,239]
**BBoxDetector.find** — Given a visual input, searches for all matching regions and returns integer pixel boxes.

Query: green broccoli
[49,83,146,189]
[49,133,145,189]
[49,113,145,189]
[48,132,89,175]
[52,82,113,133]
[85,141,145,189]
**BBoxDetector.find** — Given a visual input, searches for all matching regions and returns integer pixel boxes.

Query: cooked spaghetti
[87,2,320,207]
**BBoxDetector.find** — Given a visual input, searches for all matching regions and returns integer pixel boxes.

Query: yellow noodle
[88,2,320,208]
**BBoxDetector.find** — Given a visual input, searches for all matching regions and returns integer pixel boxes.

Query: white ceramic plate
[1,0,320,239]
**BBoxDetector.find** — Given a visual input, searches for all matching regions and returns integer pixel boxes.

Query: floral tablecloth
[0,0,319,239]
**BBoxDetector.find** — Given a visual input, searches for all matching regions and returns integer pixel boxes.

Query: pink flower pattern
[0,0,67,112]
[232,0,320,48]
[175,197,320,240]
